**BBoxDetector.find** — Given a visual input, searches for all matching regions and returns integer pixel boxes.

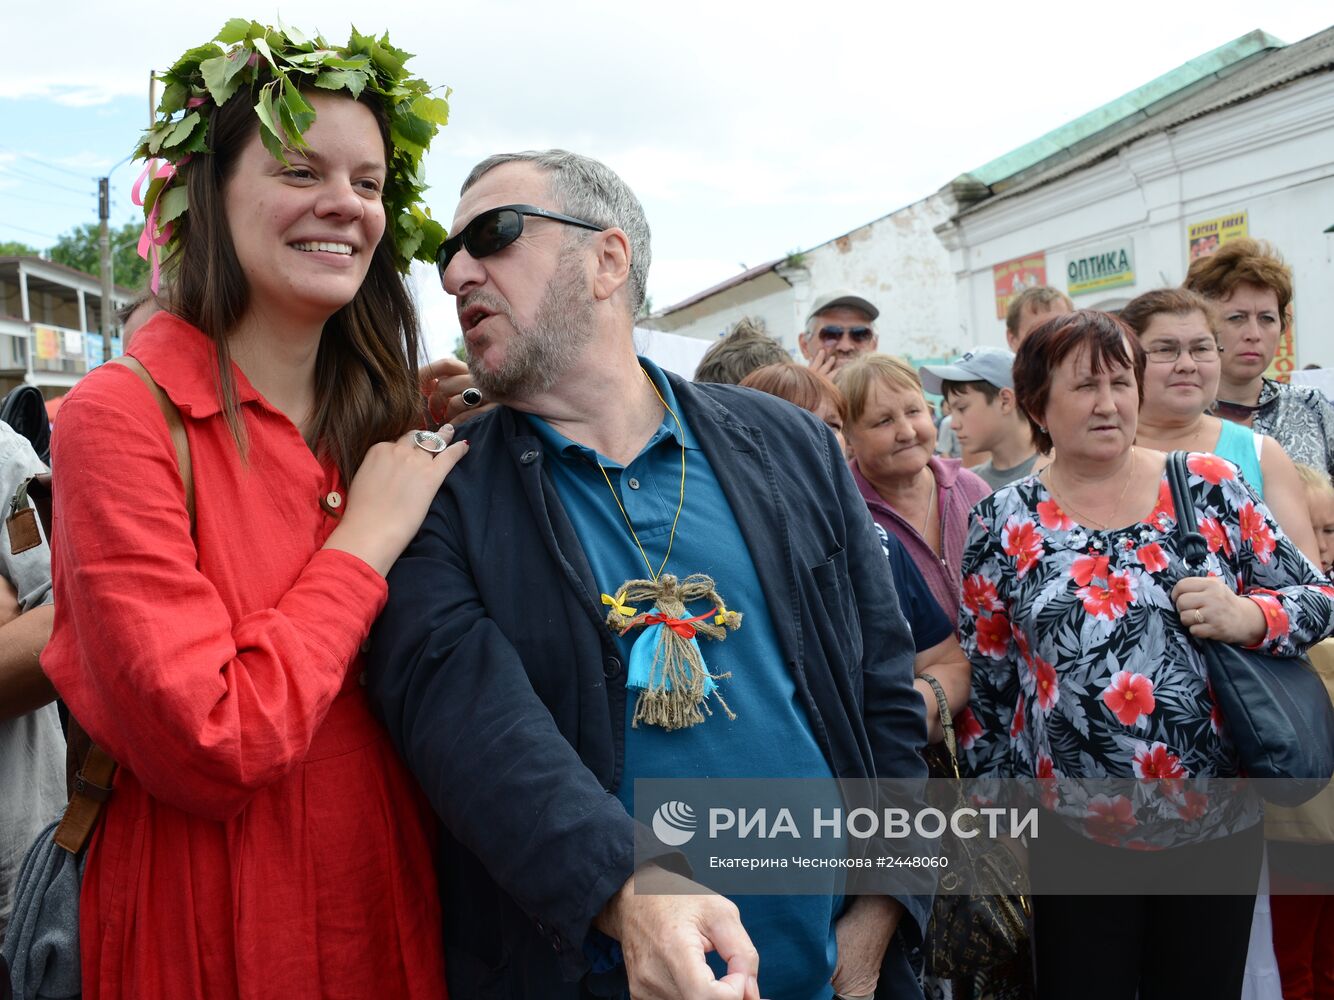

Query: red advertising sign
[993,253,1047,320]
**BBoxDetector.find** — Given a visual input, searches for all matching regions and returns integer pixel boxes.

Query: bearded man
[368,149,929,1000]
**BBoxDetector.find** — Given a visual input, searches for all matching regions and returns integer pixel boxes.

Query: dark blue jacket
[368,375,931,999]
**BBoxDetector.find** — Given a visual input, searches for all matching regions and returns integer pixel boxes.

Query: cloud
[6,0,1329,312]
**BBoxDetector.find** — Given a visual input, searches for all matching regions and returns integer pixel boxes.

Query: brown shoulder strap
[53,357,195,854]
[109,356,194,526]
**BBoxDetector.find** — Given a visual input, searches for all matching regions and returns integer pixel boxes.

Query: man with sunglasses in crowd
[368,150,930,1000]
[798,291,880,374]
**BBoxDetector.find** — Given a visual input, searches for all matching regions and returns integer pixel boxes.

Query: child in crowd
[919,347,1038,490]
[1296,463,1334,577]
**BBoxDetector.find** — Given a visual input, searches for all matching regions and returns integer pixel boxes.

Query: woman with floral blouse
[958,310,1334,1000]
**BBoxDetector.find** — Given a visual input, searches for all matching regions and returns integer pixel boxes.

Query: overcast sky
[2,1,1329,358]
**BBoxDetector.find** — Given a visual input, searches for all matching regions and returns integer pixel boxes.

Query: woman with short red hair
[960,309,1334,998]
[1184,239,1334,479]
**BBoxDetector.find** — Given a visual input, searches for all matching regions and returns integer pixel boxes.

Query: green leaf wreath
[135,19,449,275]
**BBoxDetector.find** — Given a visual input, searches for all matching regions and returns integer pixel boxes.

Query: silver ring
[461,387,483,408]
[1194,609,1205,626]
[412,429,448,455]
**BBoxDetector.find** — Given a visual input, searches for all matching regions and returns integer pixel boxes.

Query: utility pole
[98,176,113,363]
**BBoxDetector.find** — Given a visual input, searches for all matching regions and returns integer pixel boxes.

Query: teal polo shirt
[525,361,840,1000]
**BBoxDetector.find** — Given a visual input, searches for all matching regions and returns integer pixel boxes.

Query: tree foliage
[0,240,41,257]
[49,222,151,291]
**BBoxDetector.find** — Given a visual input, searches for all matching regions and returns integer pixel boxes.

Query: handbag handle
[921,671,961,780]
[1165,451,1210,572]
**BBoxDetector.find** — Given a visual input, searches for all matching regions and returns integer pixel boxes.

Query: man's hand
[830,896,902,997]
[595,866,762,1000]
[419,357,498,428]
[808,348,839,379]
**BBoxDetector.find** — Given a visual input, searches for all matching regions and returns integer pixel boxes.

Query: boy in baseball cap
[919,347,1038,491]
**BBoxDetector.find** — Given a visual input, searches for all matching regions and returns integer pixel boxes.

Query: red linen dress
[42,315,447,999]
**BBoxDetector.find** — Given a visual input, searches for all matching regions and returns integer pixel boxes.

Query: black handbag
[1165,450,1334,807]
[919,673,1031,979]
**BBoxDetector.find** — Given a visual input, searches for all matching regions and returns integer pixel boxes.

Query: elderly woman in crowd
[1183,239,1334,478]
[960,310,1334,999]
[1121,287,1320,564]
[740,362,971,741]
[835,354,991,629]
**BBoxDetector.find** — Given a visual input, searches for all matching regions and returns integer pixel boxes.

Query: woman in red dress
[41,24,462,999]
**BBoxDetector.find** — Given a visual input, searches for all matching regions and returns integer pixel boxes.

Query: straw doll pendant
[601,573,743,731]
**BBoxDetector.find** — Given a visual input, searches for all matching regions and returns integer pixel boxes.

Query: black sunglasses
[436,204,605,278]
[817,324,874,346]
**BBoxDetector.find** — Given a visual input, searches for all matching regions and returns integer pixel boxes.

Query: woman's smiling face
[224,92,387,326]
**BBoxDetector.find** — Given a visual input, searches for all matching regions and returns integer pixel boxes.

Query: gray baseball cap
[919,346,1016,394]
[806,290,879,323]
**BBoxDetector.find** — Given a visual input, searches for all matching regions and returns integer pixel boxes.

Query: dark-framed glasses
[436,204,605,279]
[817,324,874,346]
[1145,342,1221,364]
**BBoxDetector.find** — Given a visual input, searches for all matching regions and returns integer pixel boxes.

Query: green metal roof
[963,29,1286,188]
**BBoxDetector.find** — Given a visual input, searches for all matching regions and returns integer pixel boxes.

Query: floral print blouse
[958,452,1334,846]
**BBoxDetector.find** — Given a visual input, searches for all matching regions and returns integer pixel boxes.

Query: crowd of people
[1,19,1333,1000]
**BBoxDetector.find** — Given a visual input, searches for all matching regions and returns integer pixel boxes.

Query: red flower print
[1085,794,1138,844]
[1187,453,1236,485]
[1002,516,1044,576]
[1239,502,1277,563]
[1136,543,1168,573]
[1012,624,1031,662]
[1071,554,1110,587]
[1035,754,1058,808]
[1205,680,1225,736]
[1101,670,1156,727]
[1246,593,1288,644]
[1150,479,1175,525]
[1077,572,1136,621]
[1132,742,1187,783]
[975,612,1012,658]
[1176,790,1208,822]
[1010,692,1026,737]
[1199,516,1232,556]
[962,574,1003,615]
[1034,656,1059,713]
[1037,498,1074,531]
[956,707,983,750]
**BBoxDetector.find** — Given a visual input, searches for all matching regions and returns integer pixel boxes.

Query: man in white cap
[919,346,1038,491]
[799,291,879,373]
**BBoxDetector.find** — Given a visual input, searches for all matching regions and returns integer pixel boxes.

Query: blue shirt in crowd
[526,361,840,1000]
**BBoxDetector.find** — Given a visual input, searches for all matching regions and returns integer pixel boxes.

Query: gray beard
[464,251,594,402]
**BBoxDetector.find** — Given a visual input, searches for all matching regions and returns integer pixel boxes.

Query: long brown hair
[162,80,422,481]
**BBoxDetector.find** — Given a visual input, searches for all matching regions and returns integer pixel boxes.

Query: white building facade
[646,27,1334,372]
[642,195,962,362]
[941,43,1334,370]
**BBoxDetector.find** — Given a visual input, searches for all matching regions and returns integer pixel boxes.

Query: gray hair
[461,149,652,315]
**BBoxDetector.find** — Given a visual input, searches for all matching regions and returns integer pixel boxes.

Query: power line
[0,189,92,212]
[0,145,96,181]
[0,221,61,242]
[0,164,94,197]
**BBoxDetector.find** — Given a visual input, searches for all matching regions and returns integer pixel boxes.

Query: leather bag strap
[1165,451,1209,573]
[921,671,961,780]
[52,356,193,854]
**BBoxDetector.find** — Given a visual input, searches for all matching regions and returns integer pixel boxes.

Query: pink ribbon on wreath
[132,158,182,294]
